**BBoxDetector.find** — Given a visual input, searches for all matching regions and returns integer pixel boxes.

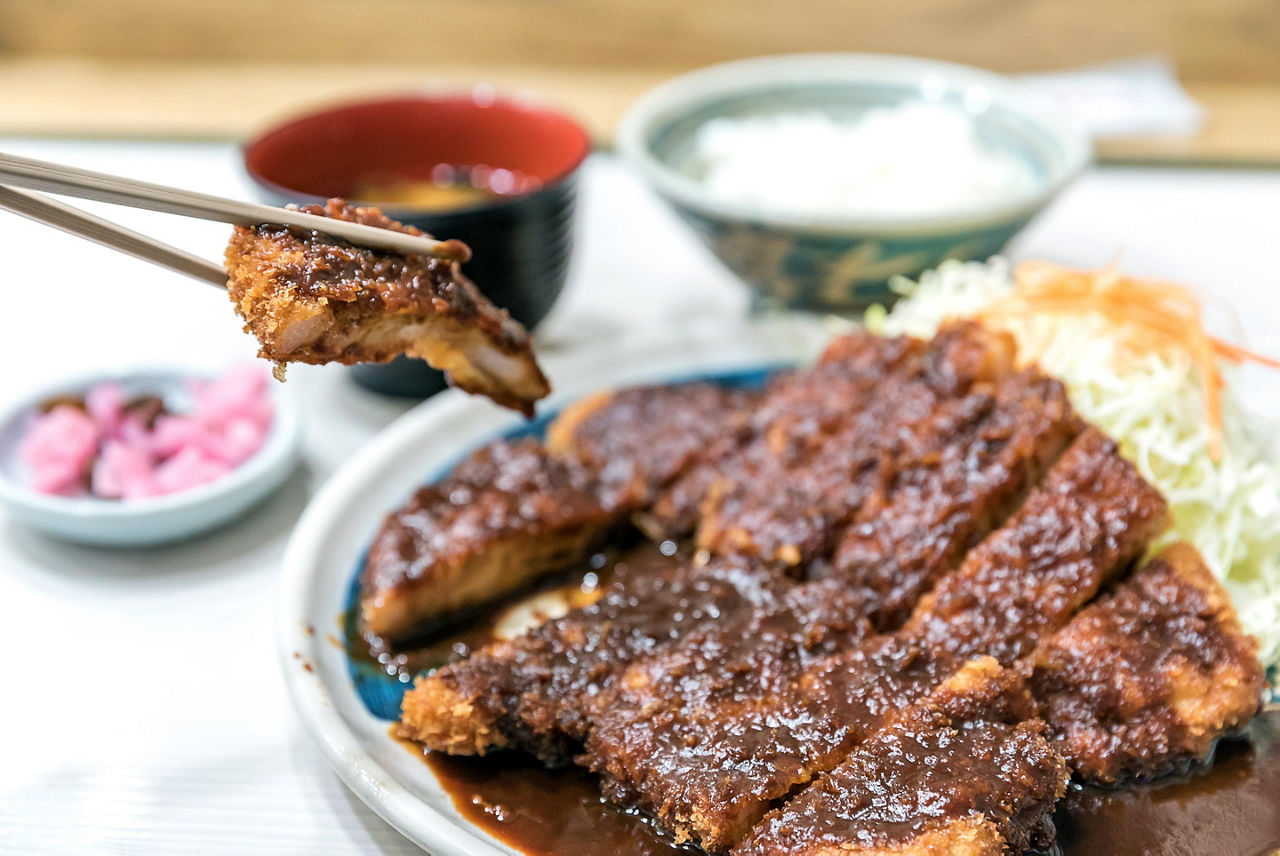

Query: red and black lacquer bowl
[243,91,591,396]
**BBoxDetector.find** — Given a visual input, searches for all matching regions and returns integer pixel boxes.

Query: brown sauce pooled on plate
[375,538,1279,856]
[1049,709,1280,856]
[423,751,697,856]
[402,711,1280,856]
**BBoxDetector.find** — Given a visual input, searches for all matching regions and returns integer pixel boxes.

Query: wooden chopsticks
[0,151,472,283]
[0,185,229,287]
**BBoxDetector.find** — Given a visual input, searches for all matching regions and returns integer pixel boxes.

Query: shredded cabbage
[870,258,1280,668]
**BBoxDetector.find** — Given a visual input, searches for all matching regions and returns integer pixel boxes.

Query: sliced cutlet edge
[1028,540,1265,783]
[398,663,512,756]
[359,439,620,643]
[826,367,1080,630]
[735,657,1067,856]
[901,426,1170,665]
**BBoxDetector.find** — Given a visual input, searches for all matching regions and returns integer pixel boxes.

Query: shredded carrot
[977,261,1279,460]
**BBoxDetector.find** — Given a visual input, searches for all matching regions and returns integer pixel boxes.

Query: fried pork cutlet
[546,382,758,510]
[225,199,549,415]
[399,337,1067,767]
[737,659,1068,856]
[1029,541,1265,783]
[578,428,1166,851]
[359,439,619,643]
[695,322,1016,567]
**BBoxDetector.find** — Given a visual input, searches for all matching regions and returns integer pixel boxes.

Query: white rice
[690,104,1036,217]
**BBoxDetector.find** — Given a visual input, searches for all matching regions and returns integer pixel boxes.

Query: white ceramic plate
[277,316,841,854]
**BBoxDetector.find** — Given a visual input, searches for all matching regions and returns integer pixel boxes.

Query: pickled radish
[19,366,274,500]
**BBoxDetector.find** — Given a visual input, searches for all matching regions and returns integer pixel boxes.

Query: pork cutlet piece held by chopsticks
[225,199,549,415]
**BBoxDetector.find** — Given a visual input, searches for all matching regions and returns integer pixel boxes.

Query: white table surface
[1,139,1278,855]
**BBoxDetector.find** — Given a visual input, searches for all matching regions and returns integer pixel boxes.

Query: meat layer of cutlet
[225,199,548,414]
[695,323,1016,566]
[547,382,758,510]
[1029,541,1264,783]
[579,429,1166,851]
[736,658,1068,856]
[359,439,620,642]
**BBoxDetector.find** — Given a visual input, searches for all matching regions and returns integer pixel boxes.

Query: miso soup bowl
[618,54,1090,314]
[244,91,592,396]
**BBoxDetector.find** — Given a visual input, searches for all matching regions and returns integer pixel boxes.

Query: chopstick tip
[440,239,472,264]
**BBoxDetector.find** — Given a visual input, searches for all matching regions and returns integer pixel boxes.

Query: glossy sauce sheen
[1050,709,1280,856]
[424,751,698,856]
[412,710,1280,856]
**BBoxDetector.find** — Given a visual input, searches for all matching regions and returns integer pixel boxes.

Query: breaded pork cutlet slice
[225,199,549,415]
[736,659,1068,856]
[1029,541,1265,783]
[359,439,619,643]
[546,381,759,510]
[642,330,930,542]
[581,428,1165,851]
[695,322,1015,566]
[903,427,1170,665]
[825,367,1079,629]
[399,557,874,762]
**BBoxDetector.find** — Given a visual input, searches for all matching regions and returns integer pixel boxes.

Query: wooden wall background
[1,0,1278,162]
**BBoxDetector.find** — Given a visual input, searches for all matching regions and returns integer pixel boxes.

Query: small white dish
[276,315,838,854]
[0,366,302,546]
